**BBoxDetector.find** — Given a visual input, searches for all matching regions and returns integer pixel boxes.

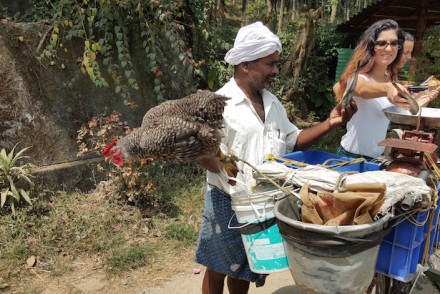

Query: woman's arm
[335,77,410,109]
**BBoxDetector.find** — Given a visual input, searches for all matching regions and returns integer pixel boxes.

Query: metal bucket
[274,196,390,294]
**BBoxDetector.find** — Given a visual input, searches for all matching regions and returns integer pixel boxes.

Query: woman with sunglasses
[333,19,410,160]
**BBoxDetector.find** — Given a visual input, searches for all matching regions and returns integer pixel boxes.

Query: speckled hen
[103,90,231,166]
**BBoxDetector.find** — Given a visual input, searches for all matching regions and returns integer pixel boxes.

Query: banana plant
[0,145,34,214]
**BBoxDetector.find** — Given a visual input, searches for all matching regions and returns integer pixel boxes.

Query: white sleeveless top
[340,74,394,158]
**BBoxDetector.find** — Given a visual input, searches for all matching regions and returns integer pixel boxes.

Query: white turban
[224,22,282,65]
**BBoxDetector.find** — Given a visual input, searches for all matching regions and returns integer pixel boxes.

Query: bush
[0,145,34,214]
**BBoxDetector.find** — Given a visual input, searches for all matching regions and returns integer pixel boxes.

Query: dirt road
[142,265,439,294]
[144,266,302,294]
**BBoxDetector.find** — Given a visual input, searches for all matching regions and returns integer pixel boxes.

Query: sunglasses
[374,39,401,50]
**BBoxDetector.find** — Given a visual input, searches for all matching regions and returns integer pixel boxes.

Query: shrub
[0,145,34,214]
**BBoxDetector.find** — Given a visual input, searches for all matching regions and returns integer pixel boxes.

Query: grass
[106,243,156,271]
[0,162,206,290]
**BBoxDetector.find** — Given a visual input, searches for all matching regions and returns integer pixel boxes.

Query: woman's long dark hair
[336,19,404,100]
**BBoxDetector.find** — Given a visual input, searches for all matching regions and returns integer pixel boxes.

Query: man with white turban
[195,22,357,294]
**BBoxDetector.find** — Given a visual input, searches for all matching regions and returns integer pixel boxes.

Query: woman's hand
[386,82,411,109]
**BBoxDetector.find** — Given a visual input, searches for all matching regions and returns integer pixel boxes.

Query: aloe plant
[0,145,34,213]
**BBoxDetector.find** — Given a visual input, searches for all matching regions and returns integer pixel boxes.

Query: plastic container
[282,150,381,172]
[375,209,428,282]
[231,192,289,274]
[434,223,440,250]
[275,197,390,294]
[418,194,440,263]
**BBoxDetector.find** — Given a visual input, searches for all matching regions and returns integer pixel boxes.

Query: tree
[291,0,297,21]
[266,0,273,18]
[241,0,247,27]
[277,0,285,35]
[218,0,226,26]
[281,7,323,112]
[330,0,338,23]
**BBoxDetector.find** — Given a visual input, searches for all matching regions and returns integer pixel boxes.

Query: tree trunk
[281,7,322,113]
[291,0,296,21]
[241,0,247,27]
[266,0,272,18]
[277,0,285,35]
[411,0,429,72]
[218,0,226,27]
[207,1,212,24]
[213,0,218,23]
[330,3,337,23]
[344,0,350,21]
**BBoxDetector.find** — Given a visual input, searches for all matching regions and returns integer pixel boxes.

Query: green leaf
[128,78,135,85]
[187,65,193,76]
[115,86,121,93]
[315,99,323,107]
[9,178,20,201]
[10,146,30,167]
[0,149,8,162]
[125,71,131,79]
[17,174,34,186]
[19,189,32,205]
[121,60,127,68]
[1,188,9,207]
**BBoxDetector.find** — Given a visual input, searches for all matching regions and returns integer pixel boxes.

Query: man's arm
[294,101,357,151]
[197,157,223,173]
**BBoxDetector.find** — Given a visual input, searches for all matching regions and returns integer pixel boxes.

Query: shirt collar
[229,77,277,109]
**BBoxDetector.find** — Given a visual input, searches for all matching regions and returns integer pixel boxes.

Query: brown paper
[300,182,386,226]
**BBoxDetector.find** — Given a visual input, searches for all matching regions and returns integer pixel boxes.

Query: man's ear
[239,61,251,73]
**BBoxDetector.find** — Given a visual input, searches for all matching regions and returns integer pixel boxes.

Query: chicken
[103,90,238,179]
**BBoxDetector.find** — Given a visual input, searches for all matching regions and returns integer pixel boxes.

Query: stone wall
[0,20,156,191]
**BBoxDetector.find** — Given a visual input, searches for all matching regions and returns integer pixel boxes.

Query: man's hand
[329,100,358,128]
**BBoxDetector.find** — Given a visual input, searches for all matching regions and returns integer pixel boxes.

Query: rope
[321,157,366,170]
[267,154,308,167]
[392,206,432,228]
[268,154,366,170]
[228,152,299,201]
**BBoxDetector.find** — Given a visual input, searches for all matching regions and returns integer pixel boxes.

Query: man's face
[246,52,280,90]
